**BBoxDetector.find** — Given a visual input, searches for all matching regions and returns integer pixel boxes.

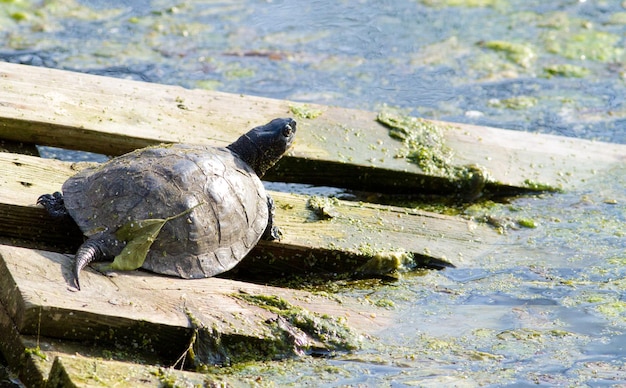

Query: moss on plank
[377,107,491,200]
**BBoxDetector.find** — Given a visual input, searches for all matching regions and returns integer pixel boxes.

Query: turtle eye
[282,124,293,137]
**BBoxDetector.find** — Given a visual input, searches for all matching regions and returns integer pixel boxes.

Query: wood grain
[0,244,389,353]
[0,151,500,273]
[2,62,623,195]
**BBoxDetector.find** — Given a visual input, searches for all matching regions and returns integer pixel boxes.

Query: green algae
[421,0,504,8]
[489,96,538,110]
[543,64,589,78]
[377,108,453,175]
[377,107,491,199]
[522,179,561,192]
[1,2,625,386]
[10,11,27,21]
[562,291,626,323]
[596,301,626,321]
[355,248,417,275]
[373,298,395,309]
[24,346,47,361]
[464,198,545,233]
[607,12,626,25]
[234,294,361,353]
[151,368,179,387]
[516,218,537,228]
[543,29,624,62]
[481,40,537,69]
[289,104,323,120]
[183,306,319,368]
[306,196,339,220]
[0,0,38,30]
[195,79,222,90]
[223,63,255,79]
[536,11,625,62]
[536,11,575,30]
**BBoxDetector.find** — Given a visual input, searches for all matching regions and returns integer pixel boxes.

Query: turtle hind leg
[262,195,282,241]
[37,191,70,218]
[72,238,106,290]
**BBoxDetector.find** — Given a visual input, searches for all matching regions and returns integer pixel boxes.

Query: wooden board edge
[0,302,53,387]
[3,61,625,194]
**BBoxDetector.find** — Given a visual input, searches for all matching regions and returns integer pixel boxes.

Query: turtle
[37,117,296,290]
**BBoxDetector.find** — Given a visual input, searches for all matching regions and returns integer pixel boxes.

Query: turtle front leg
[262,195,282,241]
[37,191,70,218]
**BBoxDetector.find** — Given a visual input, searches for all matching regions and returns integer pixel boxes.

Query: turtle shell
[61,143,268,278]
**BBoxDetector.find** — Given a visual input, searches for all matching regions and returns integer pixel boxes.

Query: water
[2,0,625,149]
[1,0,625,385]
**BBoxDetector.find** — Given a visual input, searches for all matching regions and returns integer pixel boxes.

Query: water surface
[0,0,624,385]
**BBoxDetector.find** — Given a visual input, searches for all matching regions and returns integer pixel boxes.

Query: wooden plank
[47,356,210,387]
[0,302,52,387]
[0,302,225,387]
[0,151,499,273]
[0,244,389,362]
[1,62,623,194]
[0,151,492,372]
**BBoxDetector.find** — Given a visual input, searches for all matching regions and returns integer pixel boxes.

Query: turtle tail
[72,238,105,290]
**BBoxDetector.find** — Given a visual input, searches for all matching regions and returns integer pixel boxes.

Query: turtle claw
[262,195,282,241]
[37,191,70,218]
[266,225,282,242]
[70,273,81,291]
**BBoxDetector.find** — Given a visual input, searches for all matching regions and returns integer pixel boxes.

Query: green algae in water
[373,298,395,309]
[10,11,27,21]
[543,64,589,78]
[517,218,537,228]
[481,40,536,69]
[223,63,255,79]
[0,0,37,28]
[543,29,624,62]
[421,0,504,8]
[489,96,538,110]
[607,12,626,25]
[596,301,626,321]
[195,79,222,90]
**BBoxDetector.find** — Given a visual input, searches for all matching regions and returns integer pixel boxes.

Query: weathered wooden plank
[1,62,623,194]
[0,244,389,363]
[0,302,228,387]
[47,356,210,387]
[0,301,52,387]
[0,151,491,371]
[0,151,499,274]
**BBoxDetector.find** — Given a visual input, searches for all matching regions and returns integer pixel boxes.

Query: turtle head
[228,118,296,177]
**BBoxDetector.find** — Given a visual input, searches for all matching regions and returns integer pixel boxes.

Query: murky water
[1,0,625,385]
[2,0,625,146]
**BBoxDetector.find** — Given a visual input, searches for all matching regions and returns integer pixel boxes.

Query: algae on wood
[0,244,389,365]
[1,62,624,195]
[0,152,502,277]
